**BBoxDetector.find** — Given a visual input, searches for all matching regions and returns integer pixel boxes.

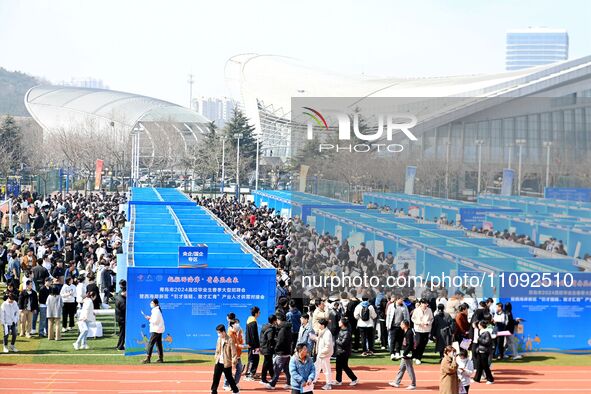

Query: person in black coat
[266,314,292,389]
[473,321,495,384]
[259,315,277,384]
[431,304,454,361]
[115,283,127,350]
[17,280,39,337]
[390,319,416,389]
[334,317,358,386]
[85,275,101,309]
[244,306,261,380]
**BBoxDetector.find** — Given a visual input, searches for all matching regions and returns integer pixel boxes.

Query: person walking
[60,277,77,332]
[46,285,63,341]
[115,283,127,351]
[74,291,96,350]
[386,297,409,360]
[224,319,245,391]
[473,321,494,384]
[389,320,416,390]
[17,280,38,338]
[454,305,470,343]
[313,318,334,390]
[333,317,358,387]
[411,299,433,365]
[211,324,240,394]
[1,293,19,353]
[289,343,316,394]
[439,345,459,394]
[353,298,377,356]
[142,298,165,363]
[456,348,474,393]
[266,313,292,390]
[259,314,277,384]
[297,313,315,353]
[244,306,261,381]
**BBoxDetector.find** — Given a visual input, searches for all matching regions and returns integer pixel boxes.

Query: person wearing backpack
[389,319,416,390]
[259,314,277,385]
[431,304,454,362]
[411,299,434,365]
[353,298,377,356]
[473,321,494,384]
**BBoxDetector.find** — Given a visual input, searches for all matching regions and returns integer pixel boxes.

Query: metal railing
[168,205,191,246]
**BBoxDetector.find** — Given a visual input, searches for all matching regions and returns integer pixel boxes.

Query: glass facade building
[506,28,568,71]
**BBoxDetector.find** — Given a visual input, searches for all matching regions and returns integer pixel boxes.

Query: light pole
[475,139,484,195]
[234,133,243,200]
[445,139,451,199]
[543,141,553,189]
[131,123,144,187]
[506,143,513,170]
[255,136,260,191]
[220,136,226,193]
[515,139,526,195]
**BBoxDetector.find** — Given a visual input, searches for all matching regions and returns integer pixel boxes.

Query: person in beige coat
[439,345,459,394]
[211,324,239,394]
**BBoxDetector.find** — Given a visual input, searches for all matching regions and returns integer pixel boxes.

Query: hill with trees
[0,67,42,116]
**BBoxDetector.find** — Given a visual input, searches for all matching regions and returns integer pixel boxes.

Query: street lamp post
[234,133,243,200]
[515,139,526,195]
[543,141,553,189]
[506,143,513,170]
[255,136,260,191]
[475,139,484,195]
[220,136,226,193]
[445,140,451,199]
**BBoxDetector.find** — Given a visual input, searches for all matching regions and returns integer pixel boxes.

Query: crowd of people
[0,190,127,353]
[196,195,524,393]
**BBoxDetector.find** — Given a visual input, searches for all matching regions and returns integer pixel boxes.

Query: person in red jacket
[454,304,470,342]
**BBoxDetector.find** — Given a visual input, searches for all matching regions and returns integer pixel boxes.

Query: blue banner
[178,244,208,268]
[544,187,591,202]
[404,166,417,195]
[125,267,276,355]
[501,168,514,196]
[459,207,521,229]
[499,272,591,353]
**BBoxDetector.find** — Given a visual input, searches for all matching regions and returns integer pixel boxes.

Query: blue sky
[0,0,589,106]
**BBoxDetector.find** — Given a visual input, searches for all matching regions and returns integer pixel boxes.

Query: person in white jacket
[76,276,87,308]
[353,299,378,356]
[411,299,434,365]
[60,277,77,332]
[456,348,474,394]
[142,298,165,364]
[1,293,20,353]
[313,318,334,390]
[73,291,96,350]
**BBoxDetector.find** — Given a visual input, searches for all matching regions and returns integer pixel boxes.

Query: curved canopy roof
[24,85,209,132]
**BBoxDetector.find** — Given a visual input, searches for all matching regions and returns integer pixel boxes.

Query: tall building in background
[192,96,237,128]
[506,27,568,71]
[60,77,109,89]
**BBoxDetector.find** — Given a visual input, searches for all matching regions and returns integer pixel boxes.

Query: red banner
[94,159,104,190]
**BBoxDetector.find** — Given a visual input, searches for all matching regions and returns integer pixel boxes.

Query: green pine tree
[224,107,259,171]
[0,115,22,172]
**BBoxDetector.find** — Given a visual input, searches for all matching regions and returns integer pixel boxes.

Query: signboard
[501,168,514,196]
[459,207,522,229]
[500,272,591,352]
[544,188,591,202]
[6,177,20,197]
[404,166,417,195]
[178,244,208,268]
[125,267,276,355]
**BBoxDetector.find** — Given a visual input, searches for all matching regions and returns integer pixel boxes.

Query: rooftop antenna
[188,73,194,109]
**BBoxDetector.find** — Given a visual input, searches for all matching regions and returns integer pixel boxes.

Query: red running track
[0,364,590,393]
